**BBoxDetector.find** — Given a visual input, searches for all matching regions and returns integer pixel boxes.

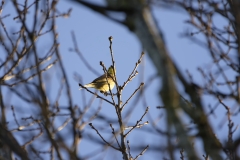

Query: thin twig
[121,52,144,90]
[125,107,149,137]
[127,140,132,159]
[121,83,144,110]
[78,83,114,105]
[133,145,149,160]
[100,61,117,105]
[89,123,121,151]
[110,124,121,149]
[71,31,100,76]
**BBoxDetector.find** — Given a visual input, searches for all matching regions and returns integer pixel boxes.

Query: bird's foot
[100,91,108,96]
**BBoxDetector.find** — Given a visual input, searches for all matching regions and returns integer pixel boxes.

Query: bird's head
[107,65,116,76]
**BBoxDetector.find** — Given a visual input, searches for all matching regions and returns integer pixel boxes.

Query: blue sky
[57,1,239,159]
[1,0,239,159]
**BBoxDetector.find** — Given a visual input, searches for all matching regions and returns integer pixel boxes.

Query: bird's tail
[79,83,94,90]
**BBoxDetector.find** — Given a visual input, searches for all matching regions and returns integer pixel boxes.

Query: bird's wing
[91,73,109,83]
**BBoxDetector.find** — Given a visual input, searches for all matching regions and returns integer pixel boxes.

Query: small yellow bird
[79,66,116,94]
